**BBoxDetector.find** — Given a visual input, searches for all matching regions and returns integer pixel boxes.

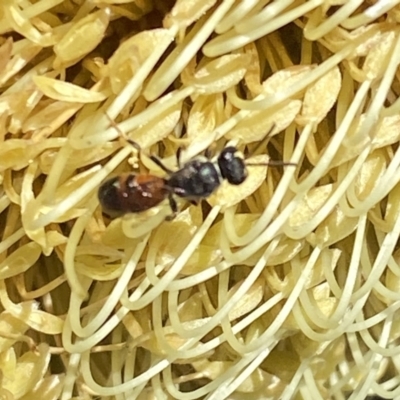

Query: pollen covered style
[1,1,400,399]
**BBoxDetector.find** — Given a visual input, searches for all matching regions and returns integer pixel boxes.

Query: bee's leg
[148,155,174,174]
[165,194,178,221]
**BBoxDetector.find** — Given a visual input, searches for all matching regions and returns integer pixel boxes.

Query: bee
[98,144,296,219]
[98,116,295,218]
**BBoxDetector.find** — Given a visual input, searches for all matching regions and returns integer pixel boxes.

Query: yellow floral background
[0,0,399,399]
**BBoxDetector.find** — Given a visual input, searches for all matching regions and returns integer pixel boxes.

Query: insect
[98,117,296,218]
[98,144,247,218]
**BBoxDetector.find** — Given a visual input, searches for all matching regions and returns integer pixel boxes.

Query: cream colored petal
[353,149,386,201]
[372,115,400,149]
[0,242,41,279]
[107,29,173,93]
[6,4,54,47]
[183,54,251,94]
[186,93,224,143]
[153,207,202,267]
[4,300,63,335]
[288,185,332,228]
[227,100,302,143]
[19,374,64,400]
[262,65,315,94]
[2,344,50,398]
[243,238,304,267]
[0,43,42,86]
[180,244,222,275]
[305,248,341,289]
[314,206,358,248]
[243,43,262,96]
[297,66,341,126]
[132,101,182,148]
[0,348,16,381]
[228,277,264,321]
[54,9,110,68]
[0,312,29,352]
[363,30,396,79]
[76,260,124,281]
[163,0,217,29]
[33,76,107,103]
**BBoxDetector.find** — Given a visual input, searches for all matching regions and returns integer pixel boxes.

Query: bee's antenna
[105,112,142,153]
[246,160,297,167]
[246,123,276,157]
[242,124,297,168]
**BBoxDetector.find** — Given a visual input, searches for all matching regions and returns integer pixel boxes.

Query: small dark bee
[98,144,249,217]
[98,116,295,218]
[98,142,295,218]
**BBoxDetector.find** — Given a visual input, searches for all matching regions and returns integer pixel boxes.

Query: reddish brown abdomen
[98,173,168,217]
